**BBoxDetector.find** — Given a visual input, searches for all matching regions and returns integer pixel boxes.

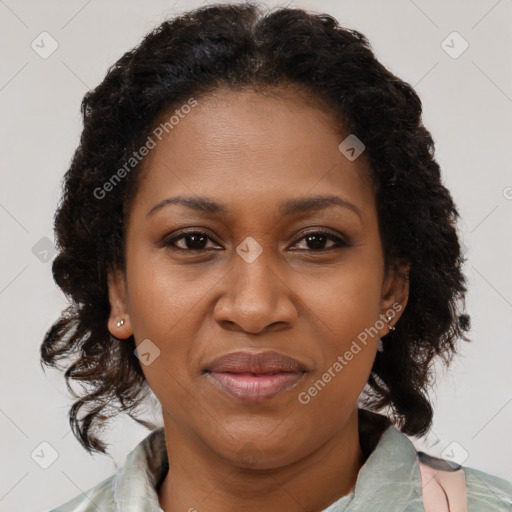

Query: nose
[213,245,298,335]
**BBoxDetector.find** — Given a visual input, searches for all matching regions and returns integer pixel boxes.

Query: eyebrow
[146,194,363,219]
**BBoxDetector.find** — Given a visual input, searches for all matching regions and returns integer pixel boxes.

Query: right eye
[163,231,223,252]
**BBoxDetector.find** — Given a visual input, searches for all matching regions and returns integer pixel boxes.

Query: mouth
[204,350,308,402]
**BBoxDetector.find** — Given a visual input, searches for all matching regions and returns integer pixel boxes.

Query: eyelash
[162,229,351,253]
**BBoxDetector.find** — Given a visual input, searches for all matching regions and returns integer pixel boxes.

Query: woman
[41,3,512,511]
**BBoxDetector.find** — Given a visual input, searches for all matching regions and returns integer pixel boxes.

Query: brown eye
[290,231,351,252]
[162,229,351,254]
[165,231,221,251]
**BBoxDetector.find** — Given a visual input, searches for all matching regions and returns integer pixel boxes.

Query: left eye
[290,231,350,251]
[164,230,350,252]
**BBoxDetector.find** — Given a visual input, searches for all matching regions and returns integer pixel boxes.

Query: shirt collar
[113,426,168,511]
[113,410,424,512]
[326,424,425,511]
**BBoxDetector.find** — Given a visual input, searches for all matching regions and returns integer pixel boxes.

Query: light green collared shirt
[49,411,512,512]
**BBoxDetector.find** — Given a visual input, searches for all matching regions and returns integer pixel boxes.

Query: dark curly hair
[40,2,470,455]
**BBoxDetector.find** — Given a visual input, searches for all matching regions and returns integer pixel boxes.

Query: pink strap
[419,461,468,512]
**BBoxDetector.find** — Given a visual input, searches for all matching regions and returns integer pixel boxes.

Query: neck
[157,408,365,512]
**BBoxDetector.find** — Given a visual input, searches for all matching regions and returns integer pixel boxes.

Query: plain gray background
[1,1,511,510]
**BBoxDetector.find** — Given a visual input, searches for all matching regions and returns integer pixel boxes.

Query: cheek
[296,275,380,428]
[306,256,384,341]
[297,253,383,396]
[125,247,211,338]
[123,252,209,391]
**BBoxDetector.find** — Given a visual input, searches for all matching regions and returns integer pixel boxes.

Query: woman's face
[108,86,408,468]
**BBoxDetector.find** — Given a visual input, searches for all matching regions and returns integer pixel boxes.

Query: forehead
[132,87,374,221]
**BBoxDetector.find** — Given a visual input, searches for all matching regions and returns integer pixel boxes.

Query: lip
[204,350,307,402]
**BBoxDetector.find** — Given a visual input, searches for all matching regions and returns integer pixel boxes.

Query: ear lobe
[107,269,133,339]
[379,260,410,335]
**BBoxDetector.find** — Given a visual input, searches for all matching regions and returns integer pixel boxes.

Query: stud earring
[116,318,125,328]
[386,315,396,331]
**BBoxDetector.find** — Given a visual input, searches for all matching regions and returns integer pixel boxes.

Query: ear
[107,268,133,339]
[377,260,410,337]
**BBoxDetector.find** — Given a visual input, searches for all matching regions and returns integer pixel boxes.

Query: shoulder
[47,427,167,512]
[47,474,115,512]
[463,465,512,511]
[418,451,512,511]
